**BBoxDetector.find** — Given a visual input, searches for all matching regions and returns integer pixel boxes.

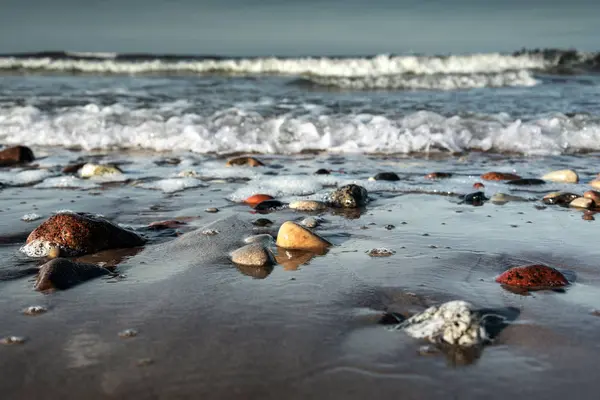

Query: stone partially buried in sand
[34,258,111,291]
[480,172,521,181]
[425,172,453,180]
[0,145,35,166]
[289,200,328,211]
[21,212,146,257]
[326,184,368,208]
[79,163,123,178]
[368,172,400,181]
[542,169,578,183]
[230,244,275,267]
[496,264,568,289]
[542,192,580,206]
[276,221,331,252]
[226,156,265,167]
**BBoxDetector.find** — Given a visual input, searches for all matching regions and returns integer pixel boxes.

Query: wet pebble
[148,220,187,230]
[21,213,42,222]
[254,200,286,211]
[205,207,219,213]
[80,163,123,178]
[118,329,139,338]
[425,172,453,179]
[314,168,330,175]
[0,145,35,166]
[289,200,328,211]
[570,197,593,209]
[473,182,484,189]
[23,305,48,316]
[496,264,568,289]
[583,213,595,221]
[226,156,264,167]
[460,191,489,205]
[542,169,578,183]
[369,172,400,181]
[367,248,395,257]
[1,336,26,345]
[276,221,331,252]
[301,216,321,229]
[34,258,111,291]
[326,184,369,208]
[202,229,219,236]
[384,224,395,230]
[252,218,273,227]
[506,178,546,186]
[584,190,600,206]
[542,192,580,206]
[231,243,275,267]
[481,172,521,181]
[244,234,275,246]
[244,194,274,206]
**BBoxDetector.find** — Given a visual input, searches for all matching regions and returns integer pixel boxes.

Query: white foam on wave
[0,53,549,77]
[2,105,600,156]
[0,169,55,186]
[34,176,100,189]
[138,178,207,193]
[229,175,323,201]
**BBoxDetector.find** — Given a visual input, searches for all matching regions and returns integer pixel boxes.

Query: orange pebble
[473,182,485,189]
[244,194,274,206]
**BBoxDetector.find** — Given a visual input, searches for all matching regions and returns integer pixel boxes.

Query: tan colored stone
[542,169,578,183]
[584,190,600,207]
[230,244,274,267]
[289,200,328,211]
[569,197,593,209]
[225,156,264,167]
[276,221,332,252]
[80,163,123,178]
[590,180,600,190]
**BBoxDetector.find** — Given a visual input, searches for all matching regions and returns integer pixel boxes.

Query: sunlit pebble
[205,208,219,213]
[1,336,26,345]
[583,214,595,221]
[118,329,139,338]
[384,224,395,230]
[23,305,48,316]
[137,358,154,367]
[202,229,219,236]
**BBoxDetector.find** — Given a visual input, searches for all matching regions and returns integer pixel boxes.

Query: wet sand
[2,152,600,399]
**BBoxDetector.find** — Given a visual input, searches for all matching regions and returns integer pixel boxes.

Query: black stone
[506,178,546,185]
[372,172,401,181]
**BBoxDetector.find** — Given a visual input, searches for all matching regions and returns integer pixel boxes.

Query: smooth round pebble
[231,243,274,267]
[301,217,321,228]
[1,336,26,345]
[367,248,395,257]
[289,200,328,211]
[205,208,219,213]
[118,329,139,338]
[244,234,275,246]
[23,305,48,316]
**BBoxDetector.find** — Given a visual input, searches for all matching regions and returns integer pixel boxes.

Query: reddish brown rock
[0,146,35,166]
[244,194,274,206]
[23,212,146,257]
[35,258,111,291]
[495,264,568,289]
[425,172,453,180]
[148,220,187,230]
[472,182,484,189]
[584,190,600,207]
[481,172,521,181]
[226,156,265,167]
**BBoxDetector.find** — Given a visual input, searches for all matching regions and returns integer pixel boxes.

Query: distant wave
[1,103,600,155]
[0,49,598,90]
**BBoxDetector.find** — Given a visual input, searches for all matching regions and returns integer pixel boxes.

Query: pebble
[425,172,453,179]
[481,172,521,181]
[62,162,86,174]
[506,178,546,185]
[205,207,219,213]
[314,168,331,175]
[230,243,275,267]
[244,234,275,246]
[384,224,395,230]
[177,170,199,178]
[569,197,593,209]
[542,169,578,183]
[490,193,527,204]
[589,180,600,190]
[583,190,600,206]
[276,221,332,252]
[79,163,123,178]
[1,336,26,345]
[583,212,595,221]
[460,191,489,205]
[244,194,274,206]
[253,200,286,211]
[369,172,400,181]
[366,248,395,257]
[301,216,321,228]
[472,182,484,189]
[225,156,265,167]
[34,258,111,291]
[394,300,488,347]
[289,200,328,211]
[23,305,48,316]
[148,220,187,230]
[326,184,369,208]
[21,213,42,222]
[202,229,220,236]
[118,329,139,338]
[542,192,580,206]
[496,264,568,289]
[252,218,273,227]
[0,145,35,166]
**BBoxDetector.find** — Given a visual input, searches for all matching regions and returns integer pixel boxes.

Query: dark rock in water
[425,172,453,179]
[460,191,489,206]
[473,182,484,189]
[148,220,187,230]
[254,200,286,211]
[252,218,274,227]
[496,264,568,290]
[542,192,579,206]
[34,258,111,291]
[371,172,400,181]
[0,146,35,166]
[506,178,546,185]
[327,184,369,208]
[481,172,521,181]
[62,162,86,174]
[226,156,264,167]
[22,212,146,257]
[314,168,331,175]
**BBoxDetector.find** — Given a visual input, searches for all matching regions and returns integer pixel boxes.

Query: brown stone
[584,190,600,207]
[226,156,265,167]
[24,212,146,257]
[496,264,568,289]
[425,172,453,179]
[62,162,86,174]
[289,200,328,211]
[230,244,275,267]
[34,258,111,291]
[148,220,187,230]
[472,182,484,189]
[0,146,35,166]
[276,221,331,252]
[480,172,521,181]
[589,180,600,190]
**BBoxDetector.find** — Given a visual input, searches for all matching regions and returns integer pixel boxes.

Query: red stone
[495,264,568,289]
[473,182,485,189]
[481,172,521,181]
[244,194,274,206]
[0,146,35,166]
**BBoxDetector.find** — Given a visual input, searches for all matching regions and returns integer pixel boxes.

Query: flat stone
[276,221,332,252]
[506,178,546,186]
[542,169,578,183]
[226,156,265,167]
[481,172,521,181]
[367,248,395,257]
[543,192,580,205]
[230,243,274,267]
[289,200,328,211]
[425,172,453,179]
[34,258,111,291]
[589,180,600,190]
[0,146,35,166]
[205,208,219,213]
[570,197,593,209]
[368,172,400,181]
[244,234,275,246]
[244,194,274,206]
[79,163,123,178]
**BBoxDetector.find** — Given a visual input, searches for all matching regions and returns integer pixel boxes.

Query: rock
[79,163,123,178]
[118,329,139,338]
[253,200,286,211]
[226,156,264,167]
[367,248,395,257]
[472,182,484,189]
[570,197,593,209]
[205,207,219,213]
[369,172,400,181]
[177,170,199,178]
[542,169,578,183]
[276,221,332,252]
[21,212,146,257]
[148,220,187,230]
[425,172,453,179]
[542,192,580,205]
[289,200,328,211]
[0,146,35,166]
[202,229,219,236]
[394,300,488,347]
[495,264,568,289]
[584,190,600,206]
[460,191,489,205]
[1,336,26,345]
[23,305,48,316]
[252,218,273,227]
[244,194,274,206]
[230,243,275,267]
[244,234,275,246]
[34,258,111,291]
[62,162,86,174]
[589,180,600,190]
[583,212,595,221]
[490,193,527,204]
[301,217,323,229]
[481,172,521,181]
[314,169,331,175]
[506,178,546,185]
[326,184,368,208]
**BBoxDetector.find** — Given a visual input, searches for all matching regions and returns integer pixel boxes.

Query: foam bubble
[228,175,323,201]
[138,178,207,193]
[34,176,100,189]
[21,213,43,222]
[0,170,55,186]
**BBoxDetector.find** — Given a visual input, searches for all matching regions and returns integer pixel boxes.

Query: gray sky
[1,0,599,56]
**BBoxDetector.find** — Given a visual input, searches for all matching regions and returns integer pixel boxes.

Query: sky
[1,0,599,56]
